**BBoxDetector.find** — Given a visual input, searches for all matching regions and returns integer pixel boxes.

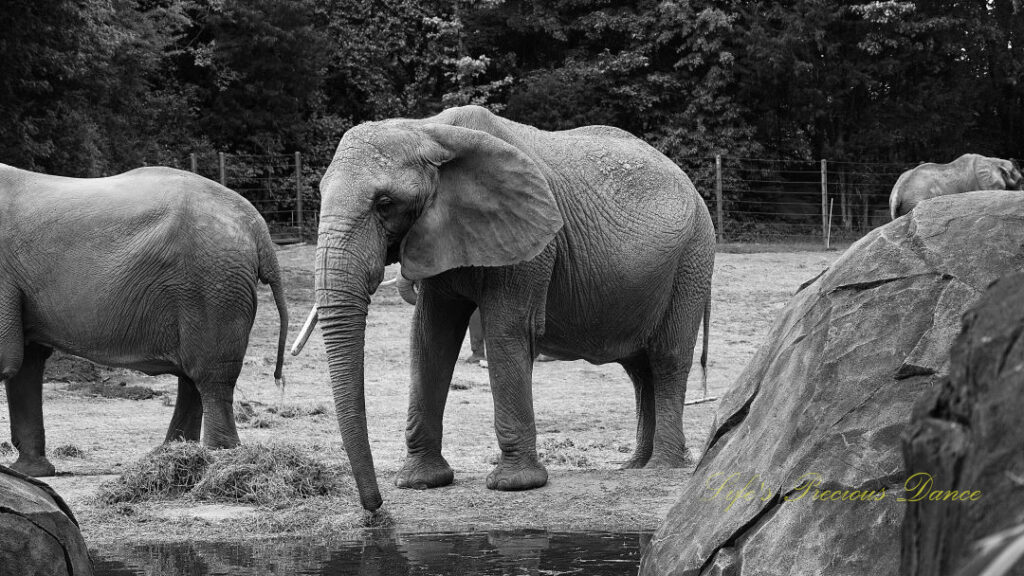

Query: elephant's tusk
[685,395,719,406]
[290,307,319,356]
[380,276,399,287]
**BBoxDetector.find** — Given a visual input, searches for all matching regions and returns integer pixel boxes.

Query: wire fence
[679,156,914,245]
[183,151,324,244]
[184,152,913,246]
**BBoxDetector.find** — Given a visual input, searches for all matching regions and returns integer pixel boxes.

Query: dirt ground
[0,243,839,545]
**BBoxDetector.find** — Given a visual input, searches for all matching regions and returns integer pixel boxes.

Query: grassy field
[0,243,840,545]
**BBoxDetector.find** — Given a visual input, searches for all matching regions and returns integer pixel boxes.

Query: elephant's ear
[399,123,563,280]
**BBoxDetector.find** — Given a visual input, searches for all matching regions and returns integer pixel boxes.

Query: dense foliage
[1,0,1021,177]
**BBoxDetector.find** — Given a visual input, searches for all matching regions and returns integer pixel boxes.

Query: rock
[901,271,1024,576]
[0,464,93,575]
[640,191,1024,576]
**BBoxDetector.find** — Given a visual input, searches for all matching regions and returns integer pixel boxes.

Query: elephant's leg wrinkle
[621,355,654,469]
[646,356,691,468]
[481,332,548,491]
[5,343,55,477]
[192,363,243,449]
[395,291,474,490]
[199,393,240,449]
[165,376,203,443]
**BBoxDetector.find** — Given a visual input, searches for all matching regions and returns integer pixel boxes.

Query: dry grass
[191,444,349,506]
[52,443,87,459]
[98,442,212,504]
[65,381,163,401]
[537,438,603,469]
[234,401,332,429]
[97,441,350,507]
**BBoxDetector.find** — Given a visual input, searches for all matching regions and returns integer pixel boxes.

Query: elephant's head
[977,157,1024,191]
[313,109,563,510]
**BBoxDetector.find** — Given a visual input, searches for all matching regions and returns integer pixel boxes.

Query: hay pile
[99,442,349,506]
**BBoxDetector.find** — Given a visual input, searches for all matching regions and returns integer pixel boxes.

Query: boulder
[902,271,1024,576]
[640,191,1024,576]
[0,464,93,575]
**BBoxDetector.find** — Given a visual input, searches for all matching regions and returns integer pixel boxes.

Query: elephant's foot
[10,455,56,477]
[465,353,486,364]
[645,449,692,469]
[486,453,548,491]
[620,453,651,470]
[395,453,454,489]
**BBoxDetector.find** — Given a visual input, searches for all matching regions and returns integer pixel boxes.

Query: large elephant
[304,105,714,511]
[0,164,288,477]
[889,153,1023,219]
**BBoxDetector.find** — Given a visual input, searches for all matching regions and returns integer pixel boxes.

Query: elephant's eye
[375,195,394,218]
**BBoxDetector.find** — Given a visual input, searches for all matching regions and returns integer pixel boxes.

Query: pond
[92,530,652,575]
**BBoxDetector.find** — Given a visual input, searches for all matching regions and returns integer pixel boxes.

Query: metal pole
[826,198,834,250]
[219,152,226,187]
[715,155,724,243]
[295,151,303,241]
[821,159,828,247]
[190,153,197,174]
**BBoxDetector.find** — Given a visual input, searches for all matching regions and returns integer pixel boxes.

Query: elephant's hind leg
[5,343,55,477]
[643,251,713,469]
[620,354,654,469]
[189,362,243,449]
[164,376,203,443]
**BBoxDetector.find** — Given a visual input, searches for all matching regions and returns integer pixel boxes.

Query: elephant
[889,153,1023,219]
[298,105,714,511]
[0,164,288,477]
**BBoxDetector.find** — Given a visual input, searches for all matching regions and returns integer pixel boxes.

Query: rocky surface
[640,191,1024,576]
[902,271,1024,576]
[0,464,93,575]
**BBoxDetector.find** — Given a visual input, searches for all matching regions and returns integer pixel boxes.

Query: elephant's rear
[541,128,715,361]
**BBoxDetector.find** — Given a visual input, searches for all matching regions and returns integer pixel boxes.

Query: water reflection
[93,530,651,575]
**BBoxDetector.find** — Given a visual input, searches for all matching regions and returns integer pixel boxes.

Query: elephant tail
[700,295,710,397]
[256,227,289,390]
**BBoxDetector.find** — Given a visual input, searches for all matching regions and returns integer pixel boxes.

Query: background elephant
[0,164,288,477]
[889,153,1023,219]
[305,105,714,511]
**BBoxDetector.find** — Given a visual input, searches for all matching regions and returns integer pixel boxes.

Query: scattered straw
[52,443,87,459]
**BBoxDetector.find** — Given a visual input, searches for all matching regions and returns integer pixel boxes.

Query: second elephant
[0,164,288,476]
[889,153,1023,219]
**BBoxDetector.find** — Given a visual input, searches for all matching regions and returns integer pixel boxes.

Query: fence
[186,152,913,247]
[185,151,324,244]
[678,156,914,246]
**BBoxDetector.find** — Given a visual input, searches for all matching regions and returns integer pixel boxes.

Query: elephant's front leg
[395,292,476,490]
[5,343,56,477]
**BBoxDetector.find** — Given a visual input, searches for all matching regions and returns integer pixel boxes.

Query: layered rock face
[1,465,93,575]
[640,191,1024,576]
[902,271,1024,576]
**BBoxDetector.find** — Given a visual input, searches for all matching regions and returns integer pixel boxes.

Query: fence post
[218,152,226,187]
[820,159,828,247]
[189,153,197,174]
[715,155,724,243]
[295,151,303,242]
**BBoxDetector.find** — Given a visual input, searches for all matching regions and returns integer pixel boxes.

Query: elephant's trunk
[315,228,385,511]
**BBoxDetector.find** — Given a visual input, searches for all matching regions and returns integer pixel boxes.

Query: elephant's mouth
[385,241,402,266]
